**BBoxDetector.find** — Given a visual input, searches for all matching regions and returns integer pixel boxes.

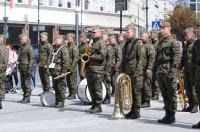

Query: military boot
[103,99,111,104]
[190,105,198,113]
[125,110,135,119]
[192,121,200,129]
[129,111,140,119]
[162,111,175,124]
[182,105,193,112]
[55,102,64,108]
[67,94,76,100]
[85,106,95,113]
[141,101,151,108]
[0,101,2,109]
[158,110,170,123]
[89,106,102,113]
[152,95,159,100]
[21,98,30,104]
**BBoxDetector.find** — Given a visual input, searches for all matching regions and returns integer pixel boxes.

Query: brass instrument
[177,75,187,108]
[53,72,71,80]
[80,42,92,77]
[111,73,132,119]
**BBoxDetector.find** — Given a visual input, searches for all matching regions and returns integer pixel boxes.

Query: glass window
[85,0,89,10]
[58,0,63,7]
[190,0,196,2]
[100,6,104,11]
[190,3,196,11]
[17,0,23,3]
[49,0,53,6]
[67,2,71,8]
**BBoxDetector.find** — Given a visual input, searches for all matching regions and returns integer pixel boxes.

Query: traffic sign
[152,21,160,30]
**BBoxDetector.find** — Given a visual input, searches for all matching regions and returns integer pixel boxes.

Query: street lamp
[137,0,144,37]
[3,0,8,44]
[37,0,40,47]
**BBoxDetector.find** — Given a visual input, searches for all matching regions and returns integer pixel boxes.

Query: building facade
[159,0,175,20]
[176,0,200,14]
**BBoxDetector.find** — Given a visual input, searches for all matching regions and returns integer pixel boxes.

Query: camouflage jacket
[49,45,70,77]
[192,39,200,69]
[113,44,122,71]
[67,42,79,72]
[104,43,115,75]
[122,37,144,75]
[0,44,8,72]
[38,42,52,67]
[18,44,34,72]
[155,35,180,75]
[86,38,107,74]
[143,42,155,71]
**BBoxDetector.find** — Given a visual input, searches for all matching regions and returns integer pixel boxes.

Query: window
[190,3,196,11]
[164,7,166,11]
[100,6,104,11]
[49,0,53,6]
[67,2,71,8]
[85,0,89,10]
[58,0,63,7]
[39,0,44,5]
[17,0,23,3]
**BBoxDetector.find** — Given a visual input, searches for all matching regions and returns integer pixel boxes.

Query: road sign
[152,21,160,30]
[115,0,127,12]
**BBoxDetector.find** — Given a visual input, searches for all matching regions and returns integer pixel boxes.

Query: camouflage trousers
[0,73,5,101]
[152,64,159,96]
[103,75,111,100]
[86,73,103,107]
[19,70,32,100]
[66,72,77,96]
[39,66,50,92]
[183,69,198,106]
[194,67,200,106]
[53,77,66,103]
[130,75,143,114]
[142,75,152,103]
[157,73,177,112]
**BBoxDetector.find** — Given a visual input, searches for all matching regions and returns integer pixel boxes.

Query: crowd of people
[0,20,200,129]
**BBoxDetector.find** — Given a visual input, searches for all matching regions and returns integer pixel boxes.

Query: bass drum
[40,92,56,107]
[78,78,107,104]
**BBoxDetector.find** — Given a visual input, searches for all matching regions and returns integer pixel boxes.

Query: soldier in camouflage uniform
[18,34,34,104]
[178,27,198,113]
[0,35,8,109]
[118,33,126,49]
[109,35,122,96]
[140,31,155,108]
[102,31,114,104]
[85,26,107,113]
[78,34,88,80]
[155,21,180,124]
[122,24,146,119]
[192,24,200,129]
[38,32,52,94]
[49,36,70,108]
[150,30,160,100]
[65,33,79,100]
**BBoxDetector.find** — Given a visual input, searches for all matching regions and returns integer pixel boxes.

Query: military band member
[38,32,52,94]
[122,24,145,119]
[49,36,70,108]
[178,27,198,113]
[156,21,180,124]
[65,33,79,100]
[0,35,8,109]
[18,34,34,104]
[150,30,160,100]
[78,34,88,80]
[85,26,107,113]
[109,35,122,96]
[191,24,200,129]
[140,31,155,108]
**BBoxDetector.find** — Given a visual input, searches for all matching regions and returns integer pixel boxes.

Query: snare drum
[77,78,106,104]
[40,92,56,107]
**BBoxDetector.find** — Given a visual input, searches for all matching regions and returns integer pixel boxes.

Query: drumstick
[53,72,71,80]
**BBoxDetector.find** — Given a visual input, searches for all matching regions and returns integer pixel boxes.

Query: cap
[160,21,171,28]
[184,27,194,34]
[19,33,28,38]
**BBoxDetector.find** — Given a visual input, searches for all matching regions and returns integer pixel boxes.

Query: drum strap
[51,45,64,63]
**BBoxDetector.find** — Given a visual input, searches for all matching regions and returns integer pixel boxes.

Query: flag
[28,0,33,6]
[10,0,13,9]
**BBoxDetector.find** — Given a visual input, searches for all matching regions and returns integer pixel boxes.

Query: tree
[168,6,197,41]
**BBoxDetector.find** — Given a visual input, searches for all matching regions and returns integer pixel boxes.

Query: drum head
[78,78,107,104]
[40,92,56,107]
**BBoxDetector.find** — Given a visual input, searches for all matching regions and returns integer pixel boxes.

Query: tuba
[177,75,187,108]
[111,73,132,119]
[80,42,92,77]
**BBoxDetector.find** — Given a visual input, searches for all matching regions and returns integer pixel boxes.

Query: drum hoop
[77,80,91,103]
[40,92,55,107]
